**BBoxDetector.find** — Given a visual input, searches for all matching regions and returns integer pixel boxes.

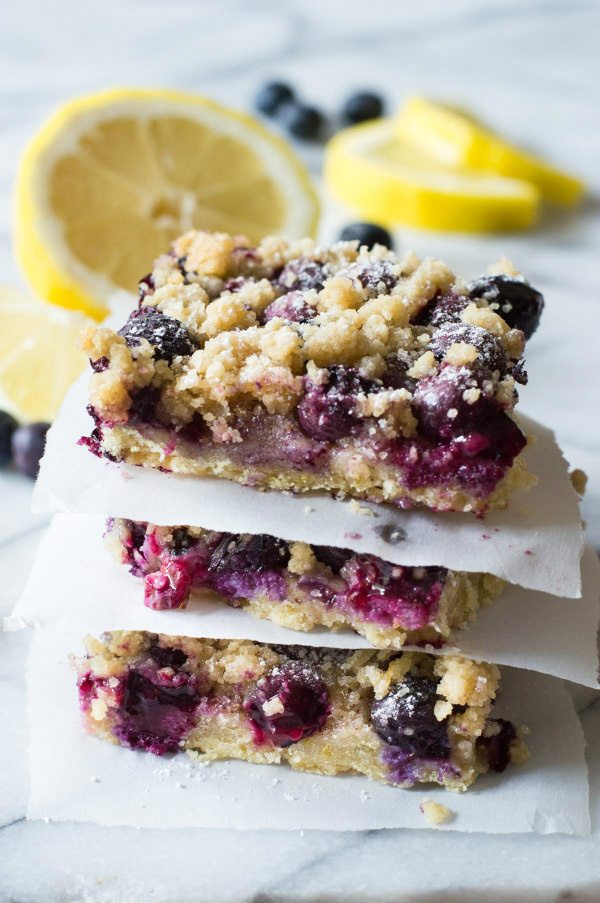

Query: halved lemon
[15,87,320,320]
[325,120,540,233]
[394,97,585,206]
[0,286,90,421]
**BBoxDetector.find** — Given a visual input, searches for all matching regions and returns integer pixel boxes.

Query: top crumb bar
[81,230,542,514]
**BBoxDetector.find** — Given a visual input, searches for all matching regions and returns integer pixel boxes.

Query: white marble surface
[1,0,600,899]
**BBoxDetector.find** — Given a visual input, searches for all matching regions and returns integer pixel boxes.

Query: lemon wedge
[15,87,319,320]
[0,286,89,421]
[395,97,585,206]
[325,120,540,233]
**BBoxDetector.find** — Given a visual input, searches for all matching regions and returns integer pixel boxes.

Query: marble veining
[1,0,600,899]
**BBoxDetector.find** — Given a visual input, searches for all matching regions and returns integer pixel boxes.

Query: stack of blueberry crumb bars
[75,229,545,792]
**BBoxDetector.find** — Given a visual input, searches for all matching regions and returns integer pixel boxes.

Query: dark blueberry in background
[430,322,506,373]
[11,422,50,478]
[311,544,353,574]
[278,258,326,293]
[280,102,325,140]
[370,675,450,758]
[118,307,197,362]
[137,272,155,303]
[414,291,469,327]
[263,291,316,324]
[341,91,384,125]
[297,365,379,442]
[467,274,544,340]
[208,533,290,573]
[255,81,295,116]
[338,222,393,250]
[0,410,18,466]
[244,660,330,747]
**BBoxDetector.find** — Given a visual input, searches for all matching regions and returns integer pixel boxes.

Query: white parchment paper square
[34,377,584,598]
[8,515,600,688]
[26,626,590,835]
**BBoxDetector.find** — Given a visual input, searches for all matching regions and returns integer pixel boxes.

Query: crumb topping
[81,230,527,443]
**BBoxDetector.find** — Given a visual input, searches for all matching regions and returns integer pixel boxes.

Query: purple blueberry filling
[243,661,330,747]
[297,365,380,442]
[78,660,202,756]
[116,521,448,631]
[478,717,516,772]
[381,745,459,785]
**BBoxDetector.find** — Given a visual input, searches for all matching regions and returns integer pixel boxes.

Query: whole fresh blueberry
[370,675,450,758]
[0,410,18,466]
[263,291,316,324]
[338,222,393,250]
[430,322,506,373]
[414,291,469,327]
[297,365,379,442]
[341,91,384,125]
[208,533,290,573]
[244,660,330,747]
[11,422,50,478]
[280,102,325,140]
[118,307,197,362]
[278,258,326,293]
[255,81,294,116]
[467,275,544,340]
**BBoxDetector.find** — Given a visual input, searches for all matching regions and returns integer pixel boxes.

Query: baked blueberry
[414,291,469,327]
[339,222,393,249]
[371,675,450,758]
[412,365,494,442]
[430,322,506,373]
[341,91,384,125]
[0,410,18,466]
[244,660,330,747]
[479,718,516,772]
[311,544,353,574]
[255,81,294,116]
[297,365,379,441]
[208,533,290,573]
[11,422,50,478]
[118,307,197,362]
[340,260,398,295]
[280,102,324,140]
[263,291,316,324]
[467,275,544,340]
[278,258,326,292]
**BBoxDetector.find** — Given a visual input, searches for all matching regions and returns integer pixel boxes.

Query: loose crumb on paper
[420,799,454,826]
[349,499,376,517]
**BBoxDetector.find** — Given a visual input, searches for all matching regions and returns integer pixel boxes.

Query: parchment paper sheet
[34,377,584,598]
[26,626,590,835]
[8,515,600,688]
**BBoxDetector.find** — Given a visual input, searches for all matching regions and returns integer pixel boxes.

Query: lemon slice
[15,87,319,319]
[325,120,540,233]
[0,286,89,421]
[394,96,585,206]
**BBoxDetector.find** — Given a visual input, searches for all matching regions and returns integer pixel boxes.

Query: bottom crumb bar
[76,632,526,791]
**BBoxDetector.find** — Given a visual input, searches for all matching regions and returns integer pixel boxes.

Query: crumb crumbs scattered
[420,799,454,825]
[360,790,371,802]
[569,468,587,496]
[481,533,490,540]
[524,549,533,556]
[283,793,296,802]
[349,499,375,517]
[271,778,280,787]
[89,776,100,783]
[303,505,316,513]
[344,531,362,540]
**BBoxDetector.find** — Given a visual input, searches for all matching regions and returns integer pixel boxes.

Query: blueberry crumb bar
[77,633,526,790]
[80,231,542,514]
[107,518,504,649]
